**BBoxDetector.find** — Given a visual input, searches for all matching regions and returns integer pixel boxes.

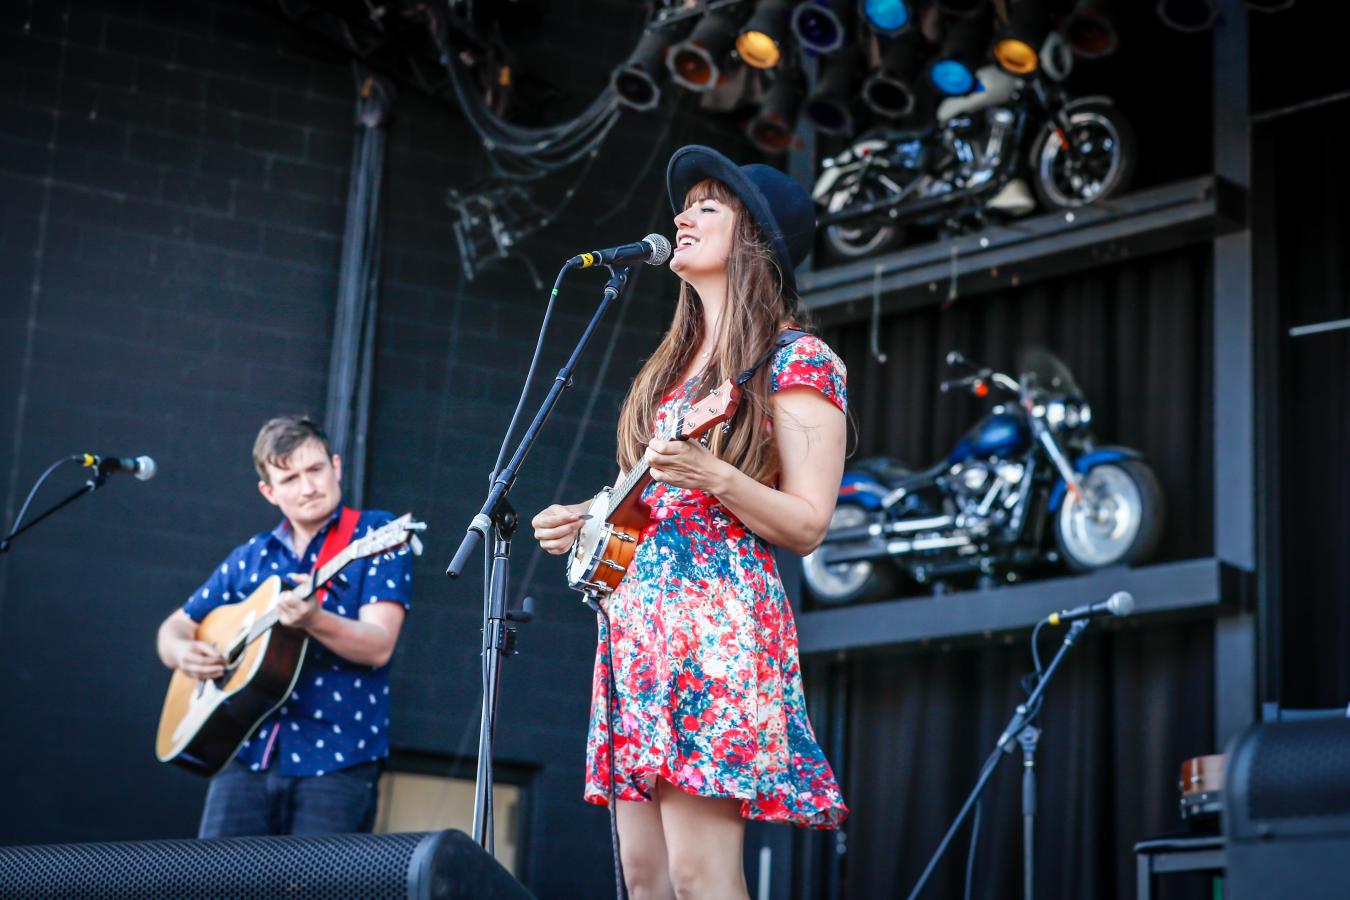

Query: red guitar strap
[312,507,361,604]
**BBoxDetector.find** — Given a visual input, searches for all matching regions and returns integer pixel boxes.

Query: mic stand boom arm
[446,265,632,853]
[0,458,108,554]
[905,618,1090,900]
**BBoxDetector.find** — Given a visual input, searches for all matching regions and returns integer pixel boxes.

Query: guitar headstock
[349,513,427,560]
[677,379,741,440]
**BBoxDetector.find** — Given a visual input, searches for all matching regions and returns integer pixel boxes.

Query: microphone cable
[1,455,83,550]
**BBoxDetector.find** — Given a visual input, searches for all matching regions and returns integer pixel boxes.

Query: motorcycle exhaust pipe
[821,515,955,544]
[822,533,971,565]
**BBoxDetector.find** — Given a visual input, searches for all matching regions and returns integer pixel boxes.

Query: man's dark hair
[252,415,332,482]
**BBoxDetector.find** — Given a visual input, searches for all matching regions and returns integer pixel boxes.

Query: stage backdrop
[820,244,1217,899]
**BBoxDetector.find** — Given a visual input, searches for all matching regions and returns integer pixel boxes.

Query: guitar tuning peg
[409,534,424,556]
[721,422,732,435]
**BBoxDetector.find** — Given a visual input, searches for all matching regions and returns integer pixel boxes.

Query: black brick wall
[0,0,775,895]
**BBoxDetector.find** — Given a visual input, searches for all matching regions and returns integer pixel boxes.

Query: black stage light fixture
[1061,0,1118,58]
[1245,0,1295,10]
[738,0,794,69]
[613,26,680,112]
[928,12,987,95]
[1155,0,1217,33]
[863,30,924,118]
[935,0,988,18]
[792,0,851,54]
[993,0,1051,75]
[747,68,805,153]
[805,43,864,134]
[669,9,742,92]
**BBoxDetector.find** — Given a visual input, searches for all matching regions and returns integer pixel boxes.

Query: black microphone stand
[906,618,1090,900]
[447,265,632,852]
[0,458,107,554]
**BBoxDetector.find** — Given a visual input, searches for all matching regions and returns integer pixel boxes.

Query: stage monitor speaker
[0,828,533,900]
[1224,717,1350,900]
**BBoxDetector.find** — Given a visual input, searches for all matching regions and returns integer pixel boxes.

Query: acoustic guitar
[566,379,739,596]
[155,513,426,776]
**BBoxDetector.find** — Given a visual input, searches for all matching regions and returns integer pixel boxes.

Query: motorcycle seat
[852,456,913,485]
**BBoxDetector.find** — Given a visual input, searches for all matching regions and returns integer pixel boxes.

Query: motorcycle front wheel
[802,504,895,606]
[1054,460,1164,572]
[821,169,907,260]
[1029,98,1136,210]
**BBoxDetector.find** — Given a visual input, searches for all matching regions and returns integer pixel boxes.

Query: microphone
[570,234,672,269]
[82,453,157,482]
[1046,590,1134,626]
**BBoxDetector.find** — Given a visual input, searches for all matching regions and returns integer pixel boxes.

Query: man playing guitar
[156,415,412,837]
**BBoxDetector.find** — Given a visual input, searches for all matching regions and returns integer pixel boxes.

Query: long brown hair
[615,178,809,484]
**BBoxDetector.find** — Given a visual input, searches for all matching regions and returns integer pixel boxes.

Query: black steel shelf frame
[794,558,1241,656]
[798,175,1244,326]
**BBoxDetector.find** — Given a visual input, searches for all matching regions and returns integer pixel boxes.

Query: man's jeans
[197,761,381,838]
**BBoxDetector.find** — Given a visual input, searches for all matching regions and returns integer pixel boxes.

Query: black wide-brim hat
[666,145,815,296]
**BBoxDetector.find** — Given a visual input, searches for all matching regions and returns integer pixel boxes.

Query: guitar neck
[248,548,354,638]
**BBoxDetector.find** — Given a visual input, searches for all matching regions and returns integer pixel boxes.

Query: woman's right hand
[532,503,586,555]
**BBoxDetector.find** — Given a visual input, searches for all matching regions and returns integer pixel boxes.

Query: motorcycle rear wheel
[1029,98,1136,210]
[821,170,907,260]
[1054,460,1164,572]
[802,504,896,606]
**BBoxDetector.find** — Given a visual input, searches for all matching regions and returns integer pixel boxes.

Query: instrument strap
[312,506,361,605]
[734,328,810,388]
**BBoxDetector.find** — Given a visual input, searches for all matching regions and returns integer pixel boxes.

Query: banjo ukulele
[566,379,740,596]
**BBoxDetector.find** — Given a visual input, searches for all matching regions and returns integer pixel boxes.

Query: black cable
[963,800,983,900]
[1,455,82,547]
[591,596,627,900]
[490,261,573,479]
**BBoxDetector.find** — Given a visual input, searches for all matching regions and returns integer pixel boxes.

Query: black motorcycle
[802,349,1165,605]
[812,56,1136,260]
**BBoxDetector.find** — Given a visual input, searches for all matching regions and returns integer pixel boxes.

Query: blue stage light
[862,0,910,35]
[929,58,976,95]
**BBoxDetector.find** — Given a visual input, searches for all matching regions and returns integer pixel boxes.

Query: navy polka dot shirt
[182,509,413,776]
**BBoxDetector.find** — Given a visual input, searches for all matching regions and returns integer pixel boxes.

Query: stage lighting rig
[863,30,924,118]
[928,12,986,95]
[790,0,850,54]
[861,0,913,36]
[668,7,744,92]
[992,0,1050,75]
[1156,0,1216,33]
[737,0,793,69]
[805,43,863,133]
[746,67,805,153]
[1060,0,1118,57]
[612,24,687,112]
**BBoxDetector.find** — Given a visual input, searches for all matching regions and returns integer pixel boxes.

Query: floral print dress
[584,333,849,829]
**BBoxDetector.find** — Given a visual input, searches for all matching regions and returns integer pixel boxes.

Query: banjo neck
[605,379,741,529]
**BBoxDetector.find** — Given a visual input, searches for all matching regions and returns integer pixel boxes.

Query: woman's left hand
[646,438,728,493]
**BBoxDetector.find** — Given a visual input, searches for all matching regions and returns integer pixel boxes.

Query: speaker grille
[1246,720,1350,821]
[0,831,428,899]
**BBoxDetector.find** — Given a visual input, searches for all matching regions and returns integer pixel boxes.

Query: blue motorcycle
[802,349,1165,605]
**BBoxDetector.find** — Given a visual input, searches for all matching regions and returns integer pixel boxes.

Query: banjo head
[567,490,614,591]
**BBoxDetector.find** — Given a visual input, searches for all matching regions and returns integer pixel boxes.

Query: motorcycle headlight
[1048,399,1091,431]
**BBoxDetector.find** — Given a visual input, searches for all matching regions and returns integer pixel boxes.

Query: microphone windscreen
[1107,590,1135,617]
[644,234,672,265]
[135,456,158,481]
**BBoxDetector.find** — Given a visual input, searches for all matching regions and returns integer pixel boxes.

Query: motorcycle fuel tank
[947,412,1031,464]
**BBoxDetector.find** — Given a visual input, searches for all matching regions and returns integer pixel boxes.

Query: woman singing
[532,145,849,898]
